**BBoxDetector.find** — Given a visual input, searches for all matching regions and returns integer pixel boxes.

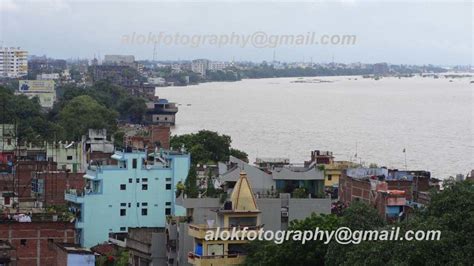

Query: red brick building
[339,169,432,204]
[10,161,57,203]
[124,125,171,150]
[33,171,85,206]
[0,221,76,266]
[339,168,436,220]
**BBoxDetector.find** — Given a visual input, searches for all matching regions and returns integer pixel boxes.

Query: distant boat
[187,104,192,106]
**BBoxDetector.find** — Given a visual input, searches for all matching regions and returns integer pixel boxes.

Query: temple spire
[230,171,258,211]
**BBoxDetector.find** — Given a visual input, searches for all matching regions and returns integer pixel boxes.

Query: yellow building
[324,161,357,188]
[188,171,262,266]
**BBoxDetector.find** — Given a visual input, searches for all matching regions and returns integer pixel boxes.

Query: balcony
[64,189,84,203]
[188,224,263,239]
[188,252,245,266]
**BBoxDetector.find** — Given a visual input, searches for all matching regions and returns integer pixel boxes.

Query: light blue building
[65,149,190,247]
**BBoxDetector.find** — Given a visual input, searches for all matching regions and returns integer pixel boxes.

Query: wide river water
[157,76,473,178]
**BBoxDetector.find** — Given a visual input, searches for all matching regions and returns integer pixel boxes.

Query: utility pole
[403,148,407,170]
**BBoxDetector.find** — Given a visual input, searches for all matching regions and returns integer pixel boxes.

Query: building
[322,161,356,189]
[188,171,262,266]
[125,84,157,100]
[272,166,325,197]
[303,150,356,196]
[254,157,290,170]
[82,129,115,167]
[166,177,330,265]
[0,219,76,266]
[338,168,437,220]
[124,125,171,150]
[208,62,227,72]
[46,141,84,173]
[145,99,178,126]
[220,156,325,198]
[89,65,142,87]
[373,63,389,75]
[37,73,60,80]
[120,227,167,266]
[147,77,166,86]
[32,171,85,206]
[0,124,16,173]
[17,80,56,108]
[0,47,28,78]
[53,243,95,266]
[191,59,209,76]
[103,55,135,66]
[65,149,190,248]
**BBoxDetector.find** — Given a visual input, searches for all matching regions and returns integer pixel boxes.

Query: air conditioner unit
[281,211,289,217]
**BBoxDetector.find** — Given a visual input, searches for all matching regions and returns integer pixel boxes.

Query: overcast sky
[0,0,472,65]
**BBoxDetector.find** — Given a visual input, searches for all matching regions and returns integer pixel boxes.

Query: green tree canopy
[0,86,60,144]
[170,130,248,164]
[58,95,118,140]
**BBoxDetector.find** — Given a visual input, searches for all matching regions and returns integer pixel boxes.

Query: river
[156,75,473,178]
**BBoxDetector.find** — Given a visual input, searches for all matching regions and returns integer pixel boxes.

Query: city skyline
[0,0,472,65]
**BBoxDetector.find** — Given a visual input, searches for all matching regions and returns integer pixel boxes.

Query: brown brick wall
[0,222,75,266]
[35,172,85,206]
[15,161,57,203]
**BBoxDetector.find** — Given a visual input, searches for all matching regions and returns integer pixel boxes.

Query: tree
[292,187,308,198]
[245,213,341,266]
[0,86,59,144]
[58,95,118,140]
[184,165,199,198]
[230,148,249,162]
[171,130,246,164]
[326,180,474,265]
[324,201,385,265]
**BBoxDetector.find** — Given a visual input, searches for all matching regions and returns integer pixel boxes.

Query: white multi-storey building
[208,61,227,71]
[191,59,209,76]
[0,47,28,78]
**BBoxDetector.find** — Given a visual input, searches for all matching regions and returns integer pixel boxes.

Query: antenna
[153,41,158,61]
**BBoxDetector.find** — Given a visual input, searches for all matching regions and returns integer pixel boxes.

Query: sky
[0,0,472,65]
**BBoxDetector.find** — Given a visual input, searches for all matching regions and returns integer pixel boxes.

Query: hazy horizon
[1,0,472,65]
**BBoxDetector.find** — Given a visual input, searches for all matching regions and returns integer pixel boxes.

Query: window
[120,209,126,216]
[166,202,171,206]
[120,227,126,231]
[142,184,148,190]
[136,178,140,183]
[141,208,148,216]
[20,239,27,246]
[166,184,171,190]
[120,184,126,190]
[165,117,168,121]
[165,208,171,215]
[142,202,148,206]
[166,178,172,182]
[67,155,73,160]
[132,158,137,169]
[128,178,132,183]
[137,203,140,207]
[327,175,332,181]
[128,203,131,208]
[120,203,126,207]
[142,178,148,182]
